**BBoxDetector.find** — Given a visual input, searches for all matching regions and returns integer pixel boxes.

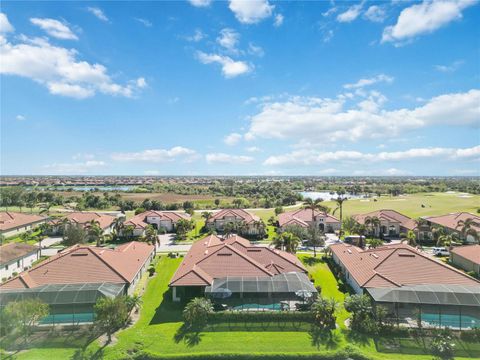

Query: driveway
[157,234,192,253]
[37,236,63,248]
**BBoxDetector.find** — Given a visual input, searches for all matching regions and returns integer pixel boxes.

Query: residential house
[329,242,480,328]
[353,209,416,238]
[278,208,340,233]
[169,234,316,307]
[206,209,263,236]
[123,210,191,237]
[0,212,47,238]
[0,243,39,281]
[423,212,480,243]
[450,245,480,276]
[0,241,155,324]
[50,212,117,235]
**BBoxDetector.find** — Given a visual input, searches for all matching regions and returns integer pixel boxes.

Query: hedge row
[208,311,314,324]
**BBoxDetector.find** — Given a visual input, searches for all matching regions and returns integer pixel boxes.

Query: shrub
[148,265,155,276]
[430,329,455,360]
[460,328,480,342]
[183,298,213,329]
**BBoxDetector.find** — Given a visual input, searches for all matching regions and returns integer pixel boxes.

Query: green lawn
[11,255,480,360]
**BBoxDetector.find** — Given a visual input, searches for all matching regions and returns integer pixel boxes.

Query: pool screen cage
[205,272,318,310]
[0,282,125,325]
[366,284,480,330]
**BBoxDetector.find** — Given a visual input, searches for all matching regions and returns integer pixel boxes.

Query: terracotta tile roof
[207,209,260,224]
[0,241,154,290]
[169,234,307,287]
[450,245,480,265]
[353,209,416,230]
[0,243,39,266]
[124,211,190,229]
[0,212,46,231]
[426,212,480,232]
[278,209,339,228]
[330,242,480,289]
[58,212,116,230]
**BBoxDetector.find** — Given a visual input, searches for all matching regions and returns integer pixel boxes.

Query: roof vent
[247,249,262,252]
[398,253,415,257]
[372,254,379,259]
[217,253,232,256]
[71,253,88,257]
[347,249,352,254]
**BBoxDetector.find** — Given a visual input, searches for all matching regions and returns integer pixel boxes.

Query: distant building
[353,209,416,238]
[450,245,480,276]
[206,209,262,236]
[0,243,39,280]
[123,210,191,236]
[278,208,340,233]
[0,212,47,237]
[50,212,117,235]
[423,212,480,243]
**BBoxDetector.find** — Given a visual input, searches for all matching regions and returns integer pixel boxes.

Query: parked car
[432,247,450,256]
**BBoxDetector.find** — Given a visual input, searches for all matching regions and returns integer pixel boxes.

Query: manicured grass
[322,192,480,219]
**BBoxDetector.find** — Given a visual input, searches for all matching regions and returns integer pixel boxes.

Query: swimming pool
[421,313,480,328]
[232,303,285,311]
[39,312,94,324]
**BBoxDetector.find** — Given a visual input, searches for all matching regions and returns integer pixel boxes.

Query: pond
[299,191,365,201]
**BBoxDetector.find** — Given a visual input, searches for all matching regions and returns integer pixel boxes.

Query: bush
[183,298,213,329]
[148,265,155,276]
[460,328,480,342]
[430,329,455,360]
[209,311,313,324]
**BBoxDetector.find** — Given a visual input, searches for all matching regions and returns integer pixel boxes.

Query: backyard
[8,255,480,360]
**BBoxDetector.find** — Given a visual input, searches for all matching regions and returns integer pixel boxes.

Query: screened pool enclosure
[205,272,318,310]
[0,283,125,325]
[366,284,480,329]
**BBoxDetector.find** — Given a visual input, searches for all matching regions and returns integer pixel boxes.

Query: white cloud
[87,7,109,22]
[274,14,284,27]
[144,170,161,175]
[0,33,145,99]
[224,132,242,146]
[323,29,334,43]
[185,29,205,42]
[344,74,394,89]
[246,146,261,153]
[337,4,363,23]
[217,28,240,52]
[248,43,264,57]
[0,13,14,33]
[322,7,337,17]
[72,153,95,160]
[245,89,480,143]
[364,5,386,23]
[196,51,252,78]
[229,0,274,24]
[16,114,25,121]
[30,18,78,40]
[264,145,480,166]
[318,168,339,175]
[206,153,254,164]
[44,160,106,174]
[135,18,152,27]
[434,60,464,73]
[189,0,212,7]
[382,0,476,44]
[136,77,147,88]
[111,147,197,162]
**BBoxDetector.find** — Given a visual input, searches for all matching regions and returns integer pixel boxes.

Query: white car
[432,247,450,256]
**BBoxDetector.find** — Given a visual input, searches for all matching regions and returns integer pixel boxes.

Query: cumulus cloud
[16,115,26,121]
[189,0,212,7]
[206,153,254,164]
[264,145,480,166]
[185,29,205,42]
[229,0,274,24]
[344,74,394,89]
[337,3,363,23]
[217,28,240,52]
[30,18,78,40]
[196,51,251,78]
[44,160,106,174]
[87,7,109,22]
[364,5,386,23]
[245,89,480,143]
[0,19,146,99]
[274,14,284,27]
[224,132,242,146]
[434,60,464,73]
[246,146,261,153]
[382,0,476,44]
[0,13,14,33]
[111,147,197,162]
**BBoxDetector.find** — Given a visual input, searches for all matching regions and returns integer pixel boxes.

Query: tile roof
[0,241,154,290]
[0,243,39,266]
[330,242,480,289]
[278,208,340,228]
[0,212,46,231]
[353,209,416,230]
[169,234,306,287]
[426,212,480,232]
[124,211,190,229]
[207,209,260,224]
[52,212,116,230]
[450,245,480,265]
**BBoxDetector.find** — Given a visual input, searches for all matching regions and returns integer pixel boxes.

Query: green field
[10,255,480,360]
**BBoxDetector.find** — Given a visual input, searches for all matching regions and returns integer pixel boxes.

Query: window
[17,260,20,267]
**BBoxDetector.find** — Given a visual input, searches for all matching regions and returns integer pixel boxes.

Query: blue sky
[1,0,479,176]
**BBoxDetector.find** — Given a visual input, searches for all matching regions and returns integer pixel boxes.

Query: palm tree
[282,232,300,253]
[413,217,428,244]
[20,231,32,244]
[456,218,479,243]
[432,225,446,243]
[303,198,327,257]
[111,217,124,241]
[332,196,347,237]
[352,223,367,249]
[401,230,417,247]
[365,216,381,238]
[123,225,135,241]
[144,224,158,246]
[201,211,212,230]
[86,220,103,247]
[125,294,142,314]
[437,233,457,248]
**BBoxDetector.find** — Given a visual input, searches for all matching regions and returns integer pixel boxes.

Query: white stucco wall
[0,251,39,280]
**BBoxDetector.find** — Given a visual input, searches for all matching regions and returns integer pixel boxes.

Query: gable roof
[330,242,480,289]
[207,209,260,224]
[169,234,307,287]
[426,212,480,232]
[0,212,46,231]
[0,241,154,290]
[0,243,39,266]
[450,245,480,265]
[52,212,116,230]
[278,208,340,228]
[353,209,416,230]
[124,211,190,229]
